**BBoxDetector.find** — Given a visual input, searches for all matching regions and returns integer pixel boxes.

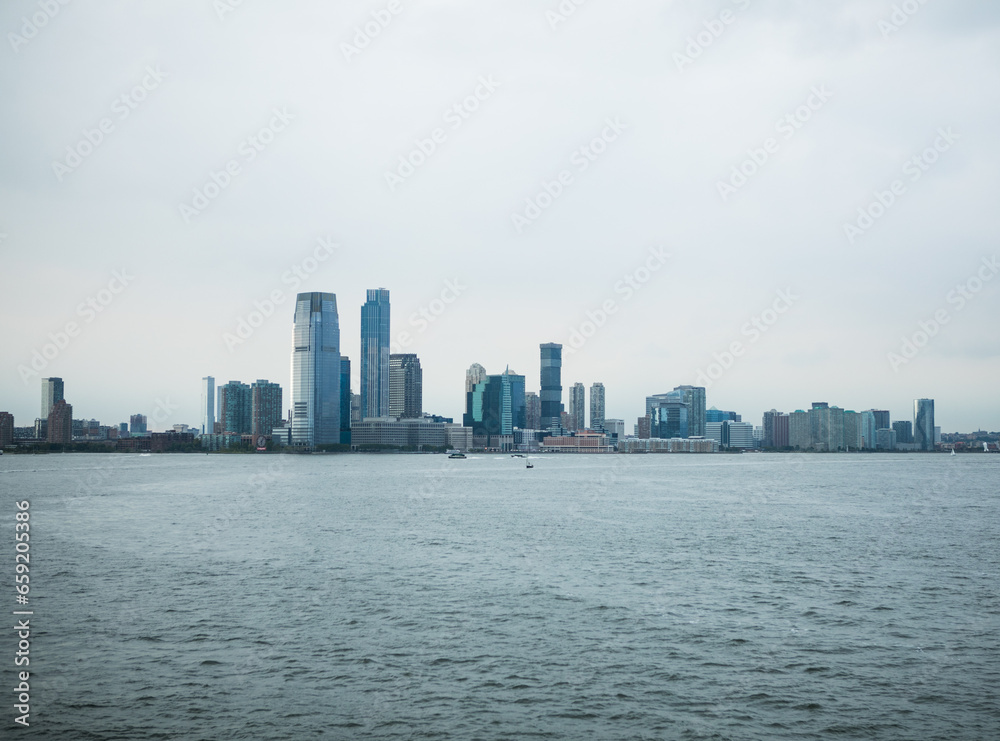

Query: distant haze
[1,1,998,431]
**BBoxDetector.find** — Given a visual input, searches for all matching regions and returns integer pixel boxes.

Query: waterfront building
[637,415,651,439]
[47,399,73,444]
[41,377,64,420]
[524,391,541,430]
[914,399,935,451]
[130,414,148,436]
[873,410,891,431]
[360,288,391,419]
[652,398,688,439]
[860,410,877,450]
[567,383,586,431]
[340,358,352,445]
[464,369,526,437]
[673,385,707,438]
[350,417,471,451]
[539,343,563,431]
[892,420,914,444]
[291,292,342,446]
[876,428,898,451]
[389,354,422,419]
[251,380,283,438]
[200,376,215,435]
[219,381,252,435]
[0,412,13,447]
[590,382,606,432]
[620,437,719,453]
[540,430,613,453]
[843,411,863,450]
[604,419,625,441]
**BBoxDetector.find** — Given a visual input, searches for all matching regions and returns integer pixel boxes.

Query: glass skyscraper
[389,354,423,419]
[539,343,562,431]
[200,376,215,435]
[464,369,525,437]
[360,288,391,419]
[673,385,706,438]
[340,357,352,445]
[291,292,341,447]
[41,377,64,419]
[567,383,586,431]
[914,398,935,451]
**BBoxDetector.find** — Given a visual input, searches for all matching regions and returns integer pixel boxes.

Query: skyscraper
[674,385,707,438]
[524,392,541,430]
[539,343,562,431]
[41,377,64,419]
[360,288,390,420]
[464,369,525,437]
[251,380,283,438]
[466,363,487,394]
[47,399,72,444]
[914,398,935,451]
[389,354,423,419]
[220,381,252,435]
[201,376,215,435]
[340,357,352,445]
[291,292,341,447]
[567,383,586,431]
[589,382,605,432]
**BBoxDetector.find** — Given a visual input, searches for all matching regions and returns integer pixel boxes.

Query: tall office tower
[389,354,423,419]
[567,383,586,431]
[251,380,283,438]
[673,385,707,438]
[340,358,352,445]
[41,377,64,419]
[652,402,688,439]
[47,399,73,444]
[130,414,148,436]
[291,292,342,447]
[201,376,215,435]
[466,363,487,394]
[892,420,914,444]
[539,343,563,431]
[762,410,781,448]
[589,382,606,432]
[872,410,891,431]
[219,381,252,435]
[0,412,14,448]
[360,288,391,420]
[914,398,935,451]
[465,369,526,436]
[524,392,541,430]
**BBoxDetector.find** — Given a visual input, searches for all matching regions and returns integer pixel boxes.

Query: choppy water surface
[2,452,998,740]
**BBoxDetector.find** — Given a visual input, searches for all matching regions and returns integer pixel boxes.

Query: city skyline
[2,3,998,432]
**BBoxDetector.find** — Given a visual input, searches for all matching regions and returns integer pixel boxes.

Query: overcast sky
[1,0,998,433]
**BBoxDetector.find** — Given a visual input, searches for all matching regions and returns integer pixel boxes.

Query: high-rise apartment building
[360,288,390,419]
[860,410,877,450]
[389,354,423,419]
[220,381,252,435]
[524,392,541,430]
[589,382,605,432]
[637,414,651,439]
[291,292,342,447]
[41,377,64,419]
[567,383,586,431]
[872,410,891,431]
[914,399,935,451]
[0,412,14,448]
[48,399,73,444]
[201,376,215,435]
[251,380,283,438]
[539,343,563,431]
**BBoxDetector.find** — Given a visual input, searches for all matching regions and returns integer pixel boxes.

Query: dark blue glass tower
[539,343,562,431]
[360,288,391,419]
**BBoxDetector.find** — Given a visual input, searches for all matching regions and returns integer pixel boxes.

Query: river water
[2,452,998,739]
